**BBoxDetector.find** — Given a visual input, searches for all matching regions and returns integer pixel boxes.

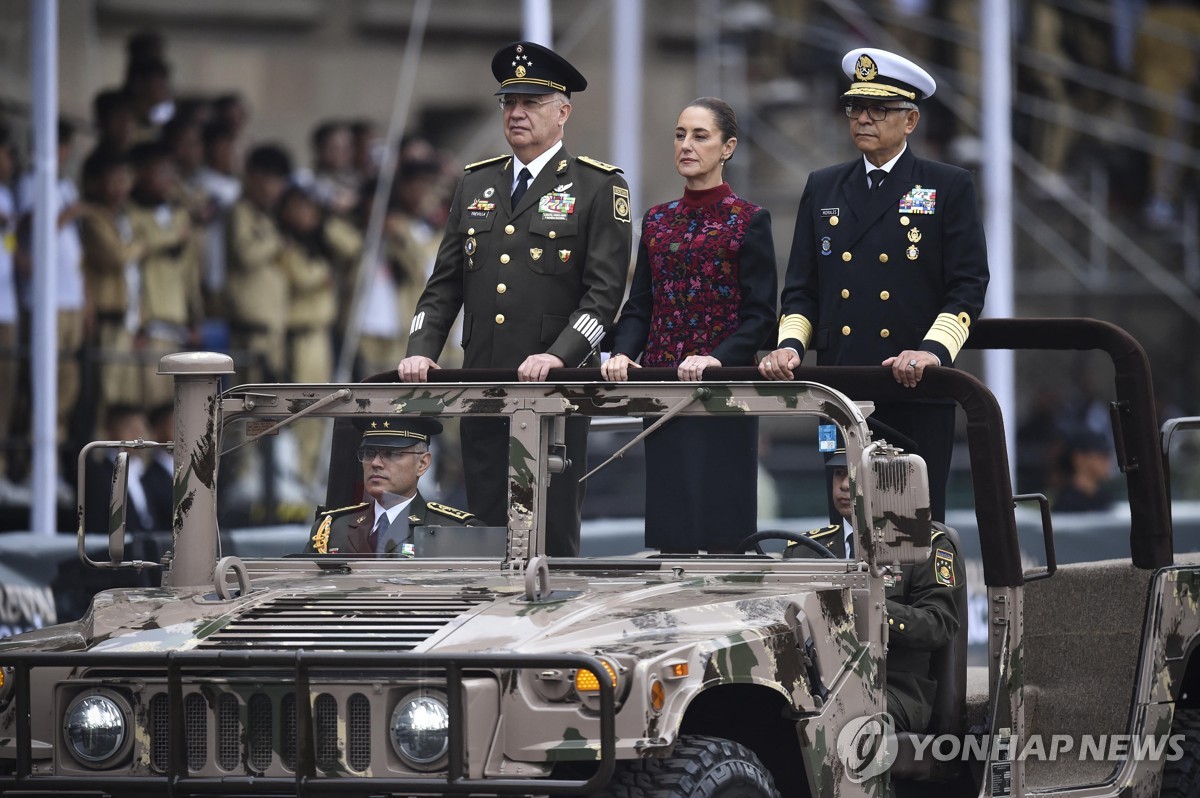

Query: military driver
[784,449,965,733]
[304,417,479,556]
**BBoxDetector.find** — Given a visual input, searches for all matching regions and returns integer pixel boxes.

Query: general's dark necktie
[511,167,532,207]
[868,168,887,192]
[368,513,389,552]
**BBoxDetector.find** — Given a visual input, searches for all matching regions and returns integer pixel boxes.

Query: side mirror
[107,451,129,564]
[863,443,931,567]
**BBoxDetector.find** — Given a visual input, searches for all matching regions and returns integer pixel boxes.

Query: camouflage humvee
[1,318,1198,797]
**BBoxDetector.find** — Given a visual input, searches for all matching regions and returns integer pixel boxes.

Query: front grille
[347,693,370,771]
[149,694,168,771]
[185,693,207,771]
[196,592,494,651]
[145,686,391,775]
[249,693,273,771]
[217,693,239,770]
[315,693,338,771]
[282,693,297,770]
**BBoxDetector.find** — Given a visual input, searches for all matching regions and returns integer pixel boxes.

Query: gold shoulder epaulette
[320,501,369,517]
[464,155,510,172]
[577,155,623,173]
[427,501,475,521]
[807,524,841,539]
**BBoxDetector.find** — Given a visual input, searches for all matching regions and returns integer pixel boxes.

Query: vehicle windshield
[213,381,858,561]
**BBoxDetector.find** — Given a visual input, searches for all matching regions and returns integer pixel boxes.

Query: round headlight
[389,694,449,767]
[64,694,127,764]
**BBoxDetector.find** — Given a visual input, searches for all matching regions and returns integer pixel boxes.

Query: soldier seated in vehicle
[784,449,965,733]
[303,417,480,556]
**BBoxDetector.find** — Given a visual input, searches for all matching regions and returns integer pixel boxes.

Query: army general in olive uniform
[785,449,965,733]
[304,418,479,557]
[760,48,989,522]
[398,42,633,557]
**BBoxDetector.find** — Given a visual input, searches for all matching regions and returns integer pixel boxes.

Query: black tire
[591,734,780,798]
[1162,708,1200,797]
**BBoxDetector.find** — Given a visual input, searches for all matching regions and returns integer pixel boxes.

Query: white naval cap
[840,48,936,103]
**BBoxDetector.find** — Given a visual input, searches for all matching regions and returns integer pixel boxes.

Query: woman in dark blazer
[602,98,776,553]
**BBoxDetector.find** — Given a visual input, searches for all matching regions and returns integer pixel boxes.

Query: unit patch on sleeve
[613,186,631,223]
[934,548,956,587]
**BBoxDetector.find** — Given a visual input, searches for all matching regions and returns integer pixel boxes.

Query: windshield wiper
[579,386,711,482]
[221,388,353,456]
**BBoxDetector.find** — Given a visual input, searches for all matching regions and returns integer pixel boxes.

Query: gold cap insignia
[515,65,526,78]
[530,247,543,260]
[856,54,878,81]
[558,249,571,262]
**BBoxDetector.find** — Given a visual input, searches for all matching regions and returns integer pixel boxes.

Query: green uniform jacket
[303,493,480,556]
[406,149,632,369]
[785,523,965,733]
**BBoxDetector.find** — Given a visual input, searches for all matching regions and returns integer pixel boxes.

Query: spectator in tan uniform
[278,185,342,483]
[79,149,144,415]
[297,121,358,217]
[127,141,201,407]
[225,144,291,383]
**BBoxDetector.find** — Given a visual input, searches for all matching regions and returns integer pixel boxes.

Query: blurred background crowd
[0,0,1197,531]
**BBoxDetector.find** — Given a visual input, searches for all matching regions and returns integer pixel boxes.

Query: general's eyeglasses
[357,447,425,463]
[843,102,915,122]
[498,96,560,112]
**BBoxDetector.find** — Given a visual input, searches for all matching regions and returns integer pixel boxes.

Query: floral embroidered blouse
[610,182,776,367]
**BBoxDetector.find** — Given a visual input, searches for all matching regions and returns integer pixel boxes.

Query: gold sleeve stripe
[778,314,813,349]
[924,312,971,361]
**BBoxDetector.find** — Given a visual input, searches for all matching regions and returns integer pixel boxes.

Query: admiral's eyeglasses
[843,103,914,121]
[357,447,425,463]
[499,96,561,112]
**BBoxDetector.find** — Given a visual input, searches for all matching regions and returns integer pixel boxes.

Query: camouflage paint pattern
[0,369,1095,797]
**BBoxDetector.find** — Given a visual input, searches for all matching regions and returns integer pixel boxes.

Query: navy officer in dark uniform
[304,417,479,556]
[397,42,632,557]
[784,449,965,733]
[759,48,989,522]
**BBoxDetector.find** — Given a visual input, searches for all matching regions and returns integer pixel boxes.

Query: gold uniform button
[548,230,557,239]
[497,283,507,294]
[899,623,906,631]
[879,253,889,263]
[495,314,505,324]
[467,228,476,235]
[900,216,910,226]
[830,216,839,226]
[841,252,852,262]
[841,326,851,336]
[880,329,890,338]
[880,290,890,301]
[499,254,510,264]
[889,618,894,626]
[504,224,515,235]
[840,289,850,299]
[959,312,972,327]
